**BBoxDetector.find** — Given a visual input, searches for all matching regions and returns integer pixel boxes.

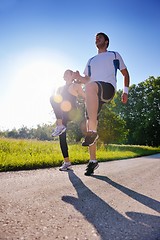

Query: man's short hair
[96,32,109,47]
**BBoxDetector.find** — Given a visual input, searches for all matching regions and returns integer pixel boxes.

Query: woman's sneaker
[59,162,72,171]
[52,125,66,137]
[84,161,99,176]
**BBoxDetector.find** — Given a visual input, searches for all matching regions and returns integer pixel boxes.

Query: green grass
[0,138,159,172]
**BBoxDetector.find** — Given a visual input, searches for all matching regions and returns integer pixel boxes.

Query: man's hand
[121,93,128,104]
[72,71,81,81]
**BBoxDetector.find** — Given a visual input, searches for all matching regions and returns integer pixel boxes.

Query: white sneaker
[52,125,66,137]
[59,162,72,171]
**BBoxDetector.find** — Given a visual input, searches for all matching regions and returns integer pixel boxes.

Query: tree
[18,126,30,139]
[33,124,53,141]
[67,105,86,142]
[7,128,18,139]
[111,76,160,146]
[98,104,128,144]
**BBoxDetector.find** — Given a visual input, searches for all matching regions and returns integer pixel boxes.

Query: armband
[123,86,129,94]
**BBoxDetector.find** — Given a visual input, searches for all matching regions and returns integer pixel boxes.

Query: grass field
[0,138,159,172]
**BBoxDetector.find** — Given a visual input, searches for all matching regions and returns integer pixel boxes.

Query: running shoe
[84,161,99,176]
[52,125,66,137]
[59,162,72,171]
[82,131,99,146]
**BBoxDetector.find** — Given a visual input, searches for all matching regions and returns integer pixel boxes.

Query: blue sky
[0,0,160,130]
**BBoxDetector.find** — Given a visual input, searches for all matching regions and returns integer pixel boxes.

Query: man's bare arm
[121,68,130,104]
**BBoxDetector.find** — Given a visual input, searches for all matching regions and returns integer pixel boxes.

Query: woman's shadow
[62,170,160,240]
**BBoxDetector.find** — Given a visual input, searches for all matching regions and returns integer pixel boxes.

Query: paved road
[0,154,160,240]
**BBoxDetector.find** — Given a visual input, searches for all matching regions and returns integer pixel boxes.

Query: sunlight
[2,49,73,129]
[13,50,66,95]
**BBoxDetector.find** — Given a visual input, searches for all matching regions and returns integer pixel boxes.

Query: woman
[50,69,85,171]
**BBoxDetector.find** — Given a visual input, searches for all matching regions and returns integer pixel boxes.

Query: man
[73,32,130,176]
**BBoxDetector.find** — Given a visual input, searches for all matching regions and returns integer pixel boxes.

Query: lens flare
[53,94,63,103]
[60,100,72,112]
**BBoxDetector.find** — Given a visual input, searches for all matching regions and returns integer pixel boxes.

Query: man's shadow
[92,174,160,212]
[93,175,160,238]
[62,170,160,240]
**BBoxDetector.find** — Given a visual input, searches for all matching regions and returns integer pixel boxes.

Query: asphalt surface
[0,154,160,240]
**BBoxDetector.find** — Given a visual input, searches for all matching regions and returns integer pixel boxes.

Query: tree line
[0,76,159,147]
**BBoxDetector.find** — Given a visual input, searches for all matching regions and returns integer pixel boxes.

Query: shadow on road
[62,170,160,240]
[92,175,160,212]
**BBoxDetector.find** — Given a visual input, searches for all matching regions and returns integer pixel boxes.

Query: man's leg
[89,143,96,160]
[84,143,99,176]
[83,100,99,176]
[85,82,99,131]
[82,82,99,147]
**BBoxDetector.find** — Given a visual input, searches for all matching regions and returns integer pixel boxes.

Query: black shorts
[97,81,115,102]
[86,81,115,119]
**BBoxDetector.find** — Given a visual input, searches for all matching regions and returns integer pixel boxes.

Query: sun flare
[3,49,73,129]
